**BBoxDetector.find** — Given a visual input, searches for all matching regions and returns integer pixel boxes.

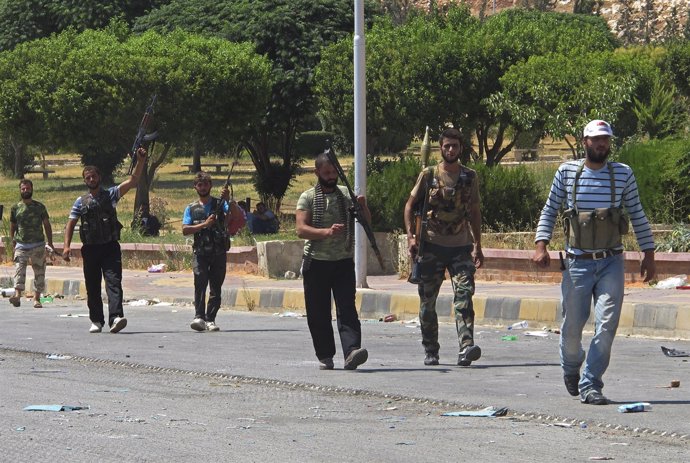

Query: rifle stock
[324,147,385,270]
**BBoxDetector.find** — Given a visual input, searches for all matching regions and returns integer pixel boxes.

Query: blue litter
[442,407,508,417]
[24,405,88,412]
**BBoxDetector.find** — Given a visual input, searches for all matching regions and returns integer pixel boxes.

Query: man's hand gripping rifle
[128,95,159,175]
[324,147,385,270]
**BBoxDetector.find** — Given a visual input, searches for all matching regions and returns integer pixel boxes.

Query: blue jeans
[560,254,624,397]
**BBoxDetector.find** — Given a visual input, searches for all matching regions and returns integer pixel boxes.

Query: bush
[366,155,422,232]
[617,137,690,224]
[474,163,546,231]
[294,131,334,157]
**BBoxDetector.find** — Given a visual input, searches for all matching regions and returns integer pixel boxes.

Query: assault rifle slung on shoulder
[324,146,385,270]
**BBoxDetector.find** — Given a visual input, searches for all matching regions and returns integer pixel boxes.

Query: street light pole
[353,0,368,288]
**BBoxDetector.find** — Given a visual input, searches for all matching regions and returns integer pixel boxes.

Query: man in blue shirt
[183,171,242,332]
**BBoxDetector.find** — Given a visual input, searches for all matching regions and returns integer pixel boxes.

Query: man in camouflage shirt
[9,179,54,308]
[295,151,371,371]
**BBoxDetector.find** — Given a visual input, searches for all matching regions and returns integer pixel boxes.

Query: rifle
[128,95,159,175]
[408,170,431,284]
[214,160,239,218]
[324,146,385,270]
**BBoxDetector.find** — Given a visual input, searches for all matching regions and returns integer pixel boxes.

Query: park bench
[180,163,229,173]
[24,167,56,179]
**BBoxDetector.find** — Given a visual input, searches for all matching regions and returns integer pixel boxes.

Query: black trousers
[303,258,362,360]
[193,252,227,322]
[81,241,124,327]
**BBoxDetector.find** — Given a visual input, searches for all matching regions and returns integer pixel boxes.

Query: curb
[6,277,690,340]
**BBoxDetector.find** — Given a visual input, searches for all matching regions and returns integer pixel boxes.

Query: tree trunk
[11,138,25,179]
[192,143,203,173]
[133,143,171,226]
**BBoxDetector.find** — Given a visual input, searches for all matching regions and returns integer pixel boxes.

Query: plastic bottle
[1,288,15,297]
[617,402,652,413]
[507,320,528,330]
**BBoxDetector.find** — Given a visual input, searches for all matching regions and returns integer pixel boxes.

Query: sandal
[34,301,42,308]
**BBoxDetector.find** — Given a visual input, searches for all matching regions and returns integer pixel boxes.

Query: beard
[441,152,459,164]
[20,191,32,200]
[586,146,610,164]
[317,176,338,189]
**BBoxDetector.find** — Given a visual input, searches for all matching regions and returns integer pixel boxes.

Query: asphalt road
[1,300,689,461]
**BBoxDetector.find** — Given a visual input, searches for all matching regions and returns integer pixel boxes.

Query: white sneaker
[190,318,206,332]
[89,322,103,333]
[206,321,220,332]
[110,317,128,333]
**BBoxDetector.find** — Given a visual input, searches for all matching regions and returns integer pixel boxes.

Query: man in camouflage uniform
[404,128,484,367]
[9,179,54,308]
[295,151,371,371]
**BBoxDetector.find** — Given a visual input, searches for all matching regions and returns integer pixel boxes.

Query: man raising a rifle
[182,171,242,332]
[404,128,484,367]
[63,148,147,334]
[296,151,372,371]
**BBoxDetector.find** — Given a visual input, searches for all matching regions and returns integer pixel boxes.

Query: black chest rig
[189,198,229,256]
[79,189,122,245]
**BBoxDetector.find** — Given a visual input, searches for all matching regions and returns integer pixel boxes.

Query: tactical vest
[79,190,122,245]
[189,198,229,256]
[563,161,629,250]
[425,165,475,236]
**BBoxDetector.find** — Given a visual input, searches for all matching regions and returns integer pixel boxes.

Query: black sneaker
[344,348,368,370]
[424,353,439,366]
[581,390,609,405]
[457,345,481,366]
[564,374,580,397]
[318,357,334,370]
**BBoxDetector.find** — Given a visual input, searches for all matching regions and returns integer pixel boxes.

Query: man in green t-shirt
[9,179,54,308]
[296,151,372,371]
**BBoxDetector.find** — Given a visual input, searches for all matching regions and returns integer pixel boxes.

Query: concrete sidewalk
[2,264,689,339]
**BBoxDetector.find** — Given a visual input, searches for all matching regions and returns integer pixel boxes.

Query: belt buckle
[592,250,607,260]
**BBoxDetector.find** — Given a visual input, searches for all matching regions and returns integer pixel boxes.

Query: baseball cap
[583,120,614,138]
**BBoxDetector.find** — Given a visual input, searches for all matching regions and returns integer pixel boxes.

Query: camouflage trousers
[416,243,476,355]
[13,245,47,293]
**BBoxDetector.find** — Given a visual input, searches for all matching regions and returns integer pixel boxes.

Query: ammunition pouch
[564,206,629,250]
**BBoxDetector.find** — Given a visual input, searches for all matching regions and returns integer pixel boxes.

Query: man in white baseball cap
[532,119,656,406]
[583,119,614,138]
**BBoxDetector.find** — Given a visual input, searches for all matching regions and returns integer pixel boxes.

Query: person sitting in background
[251,202,279,234]
[237,201,253,234]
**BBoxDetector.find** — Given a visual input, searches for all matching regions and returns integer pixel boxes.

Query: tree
[134,0,383,210]
[317,7,618,166]
[0,0,169,51]
[0,23,272,223]
[488,52,637,158]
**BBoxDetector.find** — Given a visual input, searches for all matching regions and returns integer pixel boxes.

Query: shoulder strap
[572,160,617,207]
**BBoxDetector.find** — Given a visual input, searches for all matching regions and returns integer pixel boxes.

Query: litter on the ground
[654,274,687,289]
[442,406,508,417]
[277,311,303,318]
[661,346,690,357]
[147,263,166,273]
[501,335,518,341]
[24,405,88,412]
[617,402,652,413]
[58,313,89,318]
[524,331,549,337]
[382,314,397,322]
[46,354,72,360]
